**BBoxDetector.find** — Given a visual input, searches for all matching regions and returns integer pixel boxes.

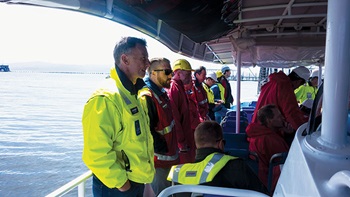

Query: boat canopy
[2,0,327,68]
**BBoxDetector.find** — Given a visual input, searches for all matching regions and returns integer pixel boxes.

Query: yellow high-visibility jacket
[167,153,237,184]
[82,67,155,189]
[294,83,318,103]
[203,83,215,104]
[218,83,226,102]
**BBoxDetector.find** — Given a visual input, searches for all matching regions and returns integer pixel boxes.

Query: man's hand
[118,180,131,192]
[281,121,294,134]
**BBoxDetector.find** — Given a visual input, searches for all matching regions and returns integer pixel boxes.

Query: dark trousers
[92,175,144,197]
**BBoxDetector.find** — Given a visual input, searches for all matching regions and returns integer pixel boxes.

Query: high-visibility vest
[167,153,237,184]
[203,83,215,104]
[217,83,226,102]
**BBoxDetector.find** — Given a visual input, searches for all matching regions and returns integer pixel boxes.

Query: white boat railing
[158,185,269,197]
[46,170,92,197]
[46,171,269,197]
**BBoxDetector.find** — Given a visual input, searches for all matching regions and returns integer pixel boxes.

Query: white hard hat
[207,72,217,81]
[310,70,319,78]
[292,66,310,81]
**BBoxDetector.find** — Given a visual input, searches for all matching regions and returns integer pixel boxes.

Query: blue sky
[0,4,218,68]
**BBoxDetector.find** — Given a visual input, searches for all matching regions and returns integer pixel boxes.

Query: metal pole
[317,62,322,87]
[321,0,350,147]
[78,182,85,197]
[236,51,242,133]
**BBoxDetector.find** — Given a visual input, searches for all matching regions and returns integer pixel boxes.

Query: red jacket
[191,78,209,122]
[246,122,290,192]
[141,78,180,168]
[185,88,200,161]
[186,89,201,131]
[166,79,192,151]
[251,71,308,130]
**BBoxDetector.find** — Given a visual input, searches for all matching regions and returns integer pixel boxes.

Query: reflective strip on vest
[171,153,225,184]
[199,153,224,183]
[154,152,179,161]
[172,165,182,183]
[156,120,175,135]
[119,91,132,105]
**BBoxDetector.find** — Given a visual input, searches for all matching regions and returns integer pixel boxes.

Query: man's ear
[121,54,129,65]
[266,118,272,127]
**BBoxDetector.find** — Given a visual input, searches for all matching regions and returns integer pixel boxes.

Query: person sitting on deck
[246,104,292,194]
[167,120,268,196]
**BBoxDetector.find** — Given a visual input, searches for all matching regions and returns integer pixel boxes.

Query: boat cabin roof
[3,0,328,68]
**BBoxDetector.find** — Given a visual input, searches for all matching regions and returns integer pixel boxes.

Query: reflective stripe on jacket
[82,68,155,188]
[167,153,237,184]
[139,87,179,168]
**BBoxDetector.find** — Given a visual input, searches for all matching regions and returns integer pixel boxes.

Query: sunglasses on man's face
[154,69,173,75]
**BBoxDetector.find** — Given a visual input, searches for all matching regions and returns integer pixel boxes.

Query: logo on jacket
[185,171,197,177]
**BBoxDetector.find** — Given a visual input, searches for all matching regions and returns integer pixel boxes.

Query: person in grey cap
[218,65,234,108]
[246,66,310,146]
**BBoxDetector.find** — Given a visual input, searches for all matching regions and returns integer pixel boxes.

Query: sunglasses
[154,69,173,75]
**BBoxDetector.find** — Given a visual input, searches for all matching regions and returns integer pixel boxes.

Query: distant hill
[8,61,111,73]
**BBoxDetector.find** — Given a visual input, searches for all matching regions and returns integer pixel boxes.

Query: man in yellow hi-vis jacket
[82,37,155,197]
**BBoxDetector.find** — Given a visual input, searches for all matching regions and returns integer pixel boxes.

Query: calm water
[0,72,258,197]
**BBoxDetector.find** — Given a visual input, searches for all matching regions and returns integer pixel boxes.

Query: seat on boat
[242,107,255,123]
[224,133,259,176]
[250,101,257,107]
[220,111,249,133]
[267,152,288,193]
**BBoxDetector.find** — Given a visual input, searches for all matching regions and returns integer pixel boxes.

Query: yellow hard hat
[173,59,194,72]
[216,70,223,78]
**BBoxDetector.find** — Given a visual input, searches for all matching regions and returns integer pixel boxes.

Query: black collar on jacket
[195,147,224,162]
[116,66,145,95]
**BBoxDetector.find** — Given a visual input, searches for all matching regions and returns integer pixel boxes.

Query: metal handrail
[46,171,270,197]
[158,185,269,197]
[46,170,92,197]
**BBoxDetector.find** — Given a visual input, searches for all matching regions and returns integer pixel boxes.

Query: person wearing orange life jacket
[139,58,180,196]
[166,59,195,164]
[167,121,268,195]
[82,37,154,197]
